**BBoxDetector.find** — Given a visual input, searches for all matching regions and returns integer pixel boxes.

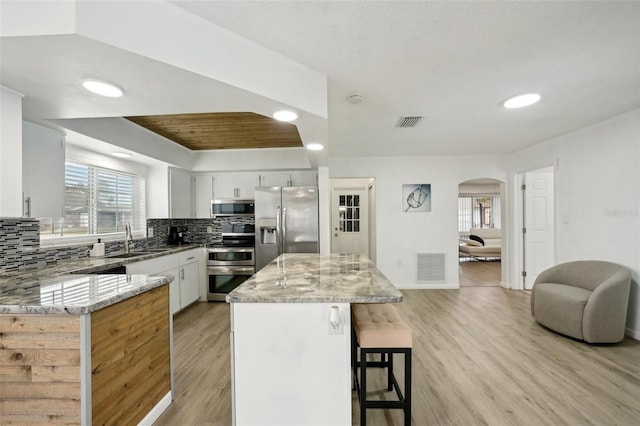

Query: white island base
[231,302,352,425]
[227,253,404,425]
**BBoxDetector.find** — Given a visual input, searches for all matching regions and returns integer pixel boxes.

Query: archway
[457,178,505,287]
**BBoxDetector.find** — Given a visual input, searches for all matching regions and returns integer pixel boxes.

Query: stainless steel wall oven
[207,232,255,301]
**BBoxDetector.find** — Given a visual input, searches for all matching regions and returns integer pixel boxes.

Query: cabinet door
[194,174,214,217]
[126,254,181,314]
[260,172,291,188]
[234,173,259,199]
[165,267,182,315]
[22,122,65,218]
[212,174,236,199]
[179,261,200,309]
[169,168,193,218]
[213,173,259,199]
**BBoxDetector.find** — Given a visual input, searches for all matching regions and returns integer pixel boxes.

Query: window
[458,193,500,236]
[338,194,361,233]
[40,162,145,239]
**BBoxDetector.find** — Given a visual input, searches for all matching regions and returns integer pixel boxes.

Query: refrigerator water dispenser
[259,218,277,244]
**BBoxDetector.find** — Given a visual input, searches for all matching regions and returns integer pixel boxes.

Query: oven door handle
[207,266,256,274]
[207,247,254,253]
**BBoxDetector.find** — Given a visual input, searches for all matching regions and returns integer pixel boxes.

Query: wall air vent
[396,116,423,128]
[417,253,445,283]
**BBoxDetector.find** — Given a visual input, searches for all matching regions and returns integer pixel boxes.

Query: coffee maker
[167,226,184,245]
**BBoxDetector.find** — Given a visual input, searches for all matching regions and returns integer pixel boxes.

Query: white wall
[329,155,507,289]
[505,108,640,338]
[318,167,331,254]
[191,148,311,172]
[0,86,24,217]
[147,165,170,218]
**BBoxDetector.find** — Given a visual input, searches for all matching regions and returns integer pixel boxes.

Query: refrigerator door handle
[282,206,287,253]
[276,205,282,254]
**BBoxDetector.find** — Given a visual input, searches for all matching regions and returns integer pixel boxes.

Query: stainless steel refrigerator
[255,186,319,271]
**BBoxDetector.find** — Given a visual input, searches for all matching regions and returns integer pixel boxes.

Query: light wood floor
[459,259,501,287]
[155,291,640,425]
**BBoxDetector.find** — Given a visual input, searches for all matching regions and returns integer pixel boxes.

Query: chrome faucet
[124,223,134,254]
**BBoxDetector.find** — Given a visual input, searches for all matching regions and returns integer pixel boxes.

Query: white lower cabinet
[178,251,200,309]
[127,249,201,314]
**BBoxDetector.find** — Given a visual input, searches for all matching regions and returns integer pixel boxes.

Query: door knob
[334,233,338,237]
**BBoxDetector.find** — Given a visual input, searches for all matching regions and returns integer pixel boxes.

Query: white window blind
[60,162,145,237]
[458,193,500,235]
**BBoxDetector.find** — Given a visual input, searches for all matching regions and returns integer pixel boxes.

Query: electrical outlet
[147,227,154,238]
[207,226,213,234]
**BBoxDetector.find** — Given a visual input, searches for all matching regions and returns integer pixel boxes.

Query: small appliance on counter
[167,226,186,245]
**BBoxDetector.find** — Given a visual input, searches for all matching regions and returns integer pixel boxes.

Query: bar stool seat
[352,303,412,426]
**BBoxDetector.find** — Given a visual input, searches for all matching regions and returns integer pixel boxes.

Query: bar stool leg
[360,348,367,426]
[387,351,394,391]
[404,349,412,426]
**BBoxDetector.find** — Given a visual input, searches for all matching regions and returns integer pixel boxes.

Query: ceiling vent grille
[396,116,423,128]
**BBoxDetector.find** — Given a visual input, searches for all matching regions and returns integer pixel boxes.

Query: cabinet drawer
[179,249,200,265]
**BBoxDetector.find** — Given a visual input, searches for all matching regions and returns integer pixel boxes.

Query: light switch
[207,226,213,234]
[147,227,154,237]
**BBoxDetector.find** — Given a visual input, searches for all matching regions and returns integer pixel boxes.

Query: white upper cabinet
[169,167,193,218]
[259,172,291,188]
[22,122,65,218]
[213,173,259,200]
[258,171,317,188]
[194,174,214,217]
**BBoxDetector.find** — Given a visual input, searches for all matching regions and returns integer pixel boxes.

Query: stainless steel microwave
[211,199,255,217]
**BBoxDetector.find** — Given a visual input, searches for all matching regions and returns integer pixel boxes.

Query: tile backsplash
[0,216,254,274]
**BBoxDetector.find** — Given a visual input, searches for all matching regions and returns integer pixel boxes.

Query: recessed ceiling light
[503,93,541,109]
[112,152,132,158]
[273,110,298,122]
[82,79,124,98]
[306,143,324,151]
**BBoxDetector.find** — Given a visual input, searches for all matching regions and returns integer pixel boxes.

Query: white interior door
[331,189,368,255]
[524,166,555,289]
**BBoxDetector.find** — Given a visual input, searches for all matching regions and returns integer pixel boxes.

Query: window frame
[39,159,146,247]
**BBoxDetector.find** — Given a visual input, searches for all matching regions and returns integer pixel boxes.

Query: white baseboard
[625,326,640,341]
[137,391,172,426]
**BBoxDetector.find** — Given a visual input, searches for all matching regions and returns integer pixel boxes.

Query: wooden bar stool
[352,303,412,426]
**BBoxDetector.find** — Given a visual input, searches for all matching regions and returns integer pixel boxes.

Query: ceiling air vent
[396,116,423,128]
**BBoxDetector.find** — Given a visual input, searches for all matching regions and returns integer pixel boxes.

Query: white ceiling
[2,1,639,161]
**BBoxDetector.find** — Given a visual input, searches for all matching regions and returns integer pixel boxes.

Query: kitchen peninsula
[227,253,403,425]
[0,268,176,425]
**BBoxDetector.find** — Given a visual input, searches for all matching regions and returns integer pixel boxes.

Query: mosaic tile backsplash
[0,216,254,274]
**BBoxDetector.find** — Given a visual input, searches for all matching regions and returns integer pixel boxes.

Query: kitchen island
[0,272,174,425]
[227,253,403,426]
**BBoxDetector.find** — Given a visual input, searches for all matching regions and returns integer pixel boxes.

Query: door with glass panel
[331,189,368,255]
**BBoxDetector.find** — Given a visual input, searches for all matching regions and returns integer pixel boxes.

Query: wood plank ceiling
[125,112,303,150]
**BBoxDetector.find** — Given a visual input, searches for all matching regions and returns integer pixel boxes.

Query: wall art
[403,184,431,212]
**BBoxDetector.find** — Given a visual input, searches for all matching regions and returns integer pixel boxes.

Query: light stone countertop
[0,273,172,315]
[226,253,403,303]
[0,244,199,315]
